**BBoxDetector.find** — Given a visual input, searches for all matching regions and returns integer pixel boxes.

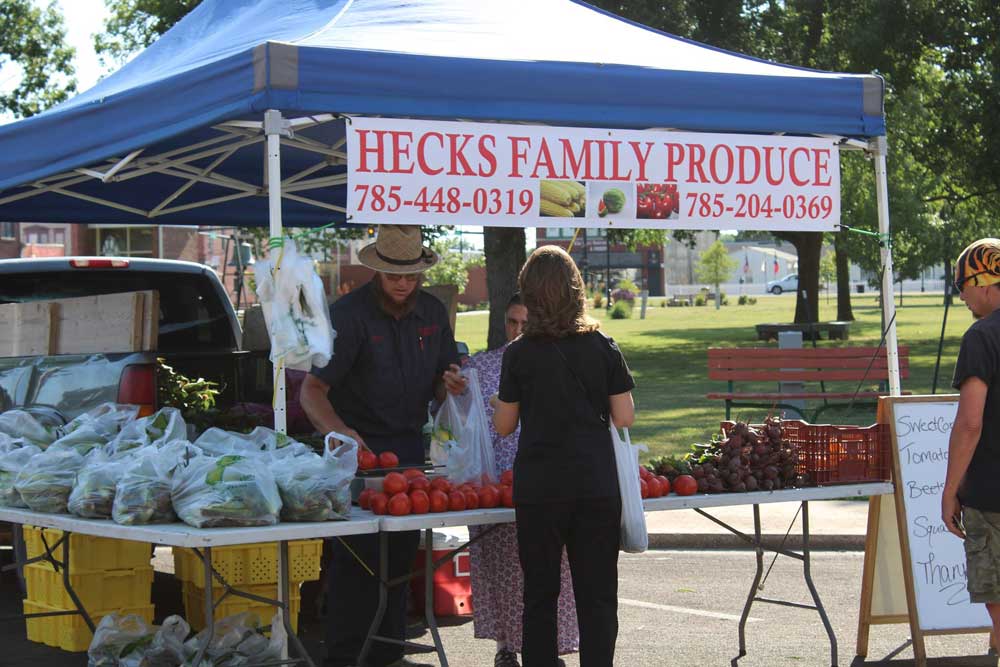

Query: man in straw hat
[302,224,467,667]
[942,238,1000,641]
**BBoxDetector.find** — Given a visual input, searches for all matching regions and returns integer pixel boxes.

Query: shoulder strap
[551,341,608,424]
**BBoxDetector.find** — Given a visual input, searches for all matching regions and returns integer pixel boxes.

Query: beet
[733,482,747,493]
[697,478,709,493]
[745,476,759,491]
[761,479,775,491]
[763,465,779,480]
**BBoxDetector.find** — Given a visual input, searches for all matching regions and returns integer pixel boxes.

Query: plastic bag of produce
[193,426,305,457]
[612,426,648,553]
[272,432,357,522]
[54,403,140,455]
[0,444,42,507]
[255,238,335,371]
[433,368,497,485]
[86,612,154,667]
[181,612,275,666]
[107,407,187,455]
[14,447,83,513]
[68,450,129,519]
[0,409,56,448]
[112,441,197,525]
[121,614,189,667]
[171,453,282,528]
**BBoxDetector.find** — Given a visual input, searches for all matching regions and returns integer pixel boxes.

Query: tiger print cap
[955,238,1000,290]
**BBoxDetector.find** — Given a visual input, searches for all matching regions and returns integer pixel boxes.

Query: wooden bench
[755,321,851,341]
[706,346,910,421]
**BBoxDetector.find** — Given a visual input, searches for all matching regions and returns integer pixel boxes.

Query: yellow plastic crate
[23,599,154,652]
[182,582,301,633]
[173,540,322,588]
[24,563,153,610]
[24,526,151,572]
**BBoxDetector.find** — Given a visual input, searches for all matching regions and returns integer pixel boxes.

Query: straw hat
[358,225,439,273]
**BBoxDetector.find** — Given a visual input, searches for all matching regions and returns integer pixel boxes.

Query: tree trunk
[834,232,855,321]
[484,227,526,350]
[775,231,823,323]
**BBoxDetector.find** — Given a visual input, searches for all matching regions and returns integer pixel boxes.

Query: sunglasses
[954,270,992,294]
[384,272,421,283]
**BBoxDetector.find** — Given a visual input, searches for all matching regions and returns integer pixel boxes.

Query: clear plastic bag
[193,426,306,457]
[181,612,268,666]
[273,432,357,522]
[112,441,197,525]
[124,615,190,667]
[87,612,154,667]
[0,409,56,448]
[0,444,42,508]
[14,447,84,513]
[611,426,648,553]
[68,450,129,519]
[432,368,497,485]
[54,403,140,455]
[171,453,282,528]
[254,238,335,371]
[107,407,187,455]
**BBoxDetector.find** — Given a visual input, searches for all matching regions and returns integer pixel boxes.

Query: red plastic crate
[410,548,473,617]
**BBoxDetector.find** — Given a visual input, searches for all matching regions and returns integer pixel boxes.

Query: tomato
[409,489,430,514]
[409,476,430,492]
[478,485,500,508]
[639,478,649,499]
[463,490,480,510]
[429,489,449,513]
[448,491,467,512]
[388,492,412,516]
[370,492,389,515]
[500,485,515,508]
[638,466,652,480]
[379,452,400,469]
[358,488,375,510]
[382,472,408,496]
[657,475,671,496]
[403,468,424,480]
[674,474,698,496]
[430,477,452,493]
[499,470,514,486]
[646,476,662,498]
[358,450,378,471]
[457,483,475,494]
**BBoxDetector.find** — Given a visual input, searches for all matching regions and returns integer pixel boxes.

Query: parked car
[766,273,798,294]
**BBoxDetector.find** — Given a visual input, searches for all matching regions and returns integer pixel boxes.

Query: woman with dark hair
[492,245,635,667]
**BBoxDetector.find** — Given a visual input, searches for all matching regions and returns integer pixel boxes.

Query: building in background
[536,227,668,296]
[0,222,18,258]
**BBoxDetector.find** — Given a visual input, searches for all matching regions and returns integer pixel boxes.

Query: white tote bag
[611,425,648,553]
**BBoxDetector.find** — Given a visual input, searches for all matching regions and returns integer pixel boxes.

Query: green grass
[455,293,972,461]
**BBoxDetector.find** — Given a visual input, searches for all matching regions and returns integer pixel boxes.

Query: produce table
[361,482,893,667]
[0,506,380,667]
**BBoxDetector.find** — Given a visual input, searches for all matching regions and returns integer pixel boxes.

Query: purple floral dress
[466,345,579,655]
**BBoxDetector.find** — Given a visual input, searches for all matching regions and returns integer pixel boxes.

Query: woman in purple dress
[467,293,579,667]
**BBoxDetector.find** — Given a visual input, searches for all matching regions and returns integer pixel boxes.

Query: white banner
[346,117,840,231]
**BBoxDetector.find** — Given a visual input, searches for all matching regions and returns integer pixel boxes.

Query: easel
[854,396,995,666]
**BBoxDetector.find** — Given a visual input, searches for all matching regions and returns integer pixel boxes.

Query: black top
[499,330,635,504]
[311,282,458,442]
[952,308,1000,512]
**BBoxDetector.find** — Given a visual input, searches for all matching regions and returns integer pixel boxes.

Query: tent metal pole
[265,109,289,436]
[871,136,902,396]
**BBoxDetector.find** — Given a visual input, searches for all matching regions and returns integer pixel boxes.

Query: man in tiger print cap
[942,238,1000,637]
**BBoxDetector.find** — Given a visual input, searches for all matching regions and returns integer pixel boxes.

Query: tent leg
[871,137,901,397]
[265,108,290,434]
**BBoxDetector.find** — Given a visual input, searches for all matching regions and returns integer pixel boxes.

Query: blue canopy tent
[0,0,901,424]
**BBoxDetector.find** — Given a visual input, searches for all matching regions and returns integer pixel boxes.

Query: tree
[0,0,76,118]
[424,237,485,293]
[695,239,737,310]
[819,248,836,306]
[484,228,526,350]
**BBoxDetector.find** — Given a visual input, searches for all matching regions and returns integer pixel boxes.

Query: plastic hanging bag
[14,447,84,513]
[272,432,357,522]
[86,612,154,667]
[68,450,129,519]
[107,407,187,456]
[0,410,56,448]
[0,444,42,507]
[254,238,335,371]
[113,441,199,525]
[611,426,648,553]
[171,453,282,528]
[432,368,497,485]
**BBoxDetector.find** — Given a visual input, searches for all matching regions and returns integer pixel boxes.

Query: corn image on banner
[347,116,840,231]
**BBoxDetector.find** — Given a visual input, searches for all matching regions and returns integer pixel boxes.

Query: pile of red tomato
[636,183,679,220]
[358,449,400,471]
[639,466,697,498]
[359,469,516,516]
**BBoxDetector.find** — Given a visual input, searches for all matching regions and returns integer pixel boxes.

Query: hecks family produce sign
[346,117,840,231]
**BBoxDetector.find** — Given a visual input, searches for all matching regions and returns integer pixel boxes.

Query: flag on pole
[743,253,750,274]
[773,258,780,275]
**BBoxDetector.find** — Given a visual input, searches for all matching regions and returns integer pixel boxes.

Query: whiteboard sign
[888,396,991,631]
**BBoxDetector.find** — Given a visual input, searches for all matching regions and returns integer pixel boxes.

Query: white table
[360,483,893,667]
[0,507,380,667]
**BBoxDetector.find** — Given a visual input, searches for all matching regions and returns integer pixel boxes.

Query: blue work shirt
[311,281,458,462]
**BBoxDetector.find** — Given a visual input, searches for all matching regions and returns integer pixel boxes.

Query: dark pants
[326,433,423,667]
[516,496,622,667]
